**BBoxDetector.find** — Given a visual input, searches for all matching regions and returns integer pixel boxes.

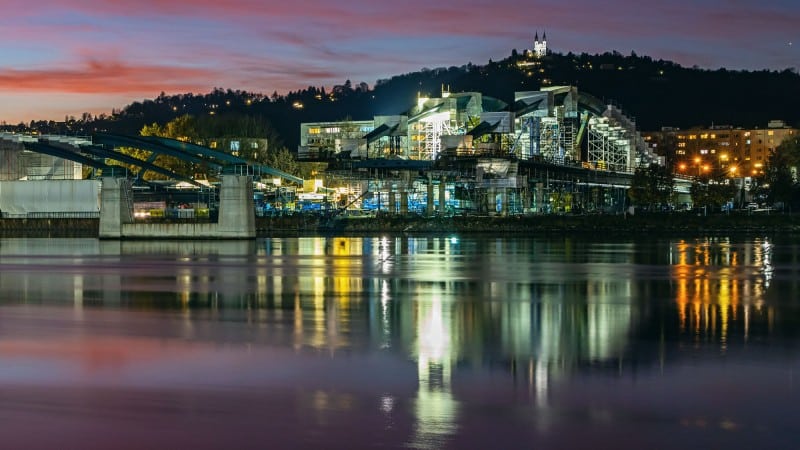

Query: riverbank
[252,212,800,236]
[1,213,797,238]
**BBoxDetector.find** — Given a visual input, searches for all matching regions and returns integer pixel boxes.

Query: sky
[0,0,797,123]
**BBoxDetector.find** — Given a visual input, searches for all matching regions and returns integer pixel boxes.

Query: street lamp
[693,157,703,177]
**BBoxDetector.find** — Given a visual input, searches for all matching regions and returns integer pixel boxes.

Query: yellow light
[729,166,737,175]
[694,157,701,164]
[679,163,687,171]
[720,153,728,161]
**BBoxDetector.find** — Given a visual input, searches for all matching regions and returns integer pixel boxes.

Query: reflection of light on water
[670,238,773,350]
[380,279,391,348]
[409,296,459,449]
[73,275,83,311]
[762,239,773,288]
[376,236,393,274]
[534,359,548,409]
[380,395,394,414]
[409,386,459,449]
[418,297,449,364]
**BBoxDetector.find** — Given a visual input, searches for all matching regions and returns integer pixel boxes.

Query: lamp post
[693,157,703,178]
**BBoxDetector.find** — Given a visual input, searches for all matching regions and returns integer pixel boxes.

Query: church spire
[533,30,547,58]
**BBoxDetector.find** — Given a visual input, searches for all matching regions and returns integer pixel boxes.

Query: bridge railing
[1,212,100,219]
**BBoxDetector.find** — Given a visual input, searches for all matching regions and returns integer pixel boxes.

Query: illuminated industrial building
[298,86,662,215]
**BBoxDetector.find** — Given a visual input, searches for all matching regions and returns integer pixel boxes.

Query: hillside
[8,50,800,150]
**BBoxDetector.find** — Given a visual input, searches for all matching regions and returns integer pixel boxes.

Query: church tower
[533,31,547,58]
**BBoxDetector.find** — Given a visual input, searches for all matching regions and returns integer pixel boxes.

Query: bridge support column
[427,177,435,217]
[217,174,256,238]
[399,190,408,215]
[438,176,447,215]
[523,188,532,214]
[536,183,544,214]
[388,191,396,214]
[99,177,133,239]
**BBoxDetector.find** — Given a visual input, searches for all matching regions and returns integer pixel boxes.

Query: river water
[0,236,797,449]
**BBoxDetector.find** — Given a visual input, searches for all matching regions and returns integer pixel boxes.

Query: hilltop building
[531,31,547,58]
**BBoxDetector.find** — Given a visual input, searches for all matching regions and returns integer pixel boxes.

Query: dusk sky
[1,0,797,123]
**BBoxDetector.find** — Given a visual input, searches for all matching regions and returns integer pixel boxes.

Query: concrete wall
[100,174,256,240]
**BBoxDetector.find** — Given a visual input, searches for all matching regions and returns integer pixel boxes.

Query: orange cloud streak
[0,60,217,94]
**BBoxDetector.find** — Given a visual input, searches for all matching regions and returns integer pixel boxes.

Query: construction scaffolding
[418,112,454,160]
[587,116,632,172]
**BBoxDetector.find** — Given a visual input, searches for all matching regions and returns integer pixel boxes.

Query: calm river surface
[0,236,797,449]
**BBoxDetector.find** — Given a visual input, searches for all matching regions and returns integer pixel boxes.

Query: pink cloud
[0,60,217,94]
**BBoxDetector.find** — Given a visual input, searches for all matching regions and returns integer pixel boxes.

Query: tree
[690,181,737,211]
[762,137,800,210]
[628,163,675,210]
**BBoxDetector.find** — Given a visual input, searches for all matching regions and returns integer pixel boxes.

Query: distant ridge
[7,50,799,150]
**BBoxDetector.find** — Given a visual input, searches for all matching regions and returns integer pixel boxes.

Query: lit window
[230,141,240,151]
[251,141,259,149]
[209,141,217,149]
[309,127,320,134]
[677,142,686,148]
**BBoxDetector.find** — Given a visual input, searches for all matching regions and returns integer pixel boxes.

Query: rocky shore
[255,212,799,237]
[1,213,797,238]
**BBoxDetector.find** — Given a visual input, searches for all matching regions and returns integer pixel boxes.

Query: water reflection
[669,237,779,351]
[0,236,797,449]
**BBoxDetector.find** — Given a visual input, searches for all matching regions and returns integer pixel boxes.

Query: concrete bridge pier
[99,174,255,239]
[438,176,447,215]
[216,174,256,238]
[388,191,396,214]
[399,190,408,215]
[535,182,544,214]
[427,177,435,217]
[99,177,134,239]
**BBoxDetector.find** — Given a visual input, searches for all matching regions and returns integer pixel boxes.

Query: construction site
[299,85,664,216]
[0,84,674,230]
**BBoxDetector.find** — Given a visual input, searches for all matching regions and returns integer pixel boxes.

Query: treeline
[6,50,800,150]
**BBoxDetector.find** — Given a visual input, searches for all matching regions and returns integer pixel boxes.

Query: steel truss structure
[418,112,454,160]
[587,116,632,172]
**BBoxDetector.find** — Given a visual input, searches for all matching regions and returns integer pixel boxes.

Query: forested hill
[11,50,800,151]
